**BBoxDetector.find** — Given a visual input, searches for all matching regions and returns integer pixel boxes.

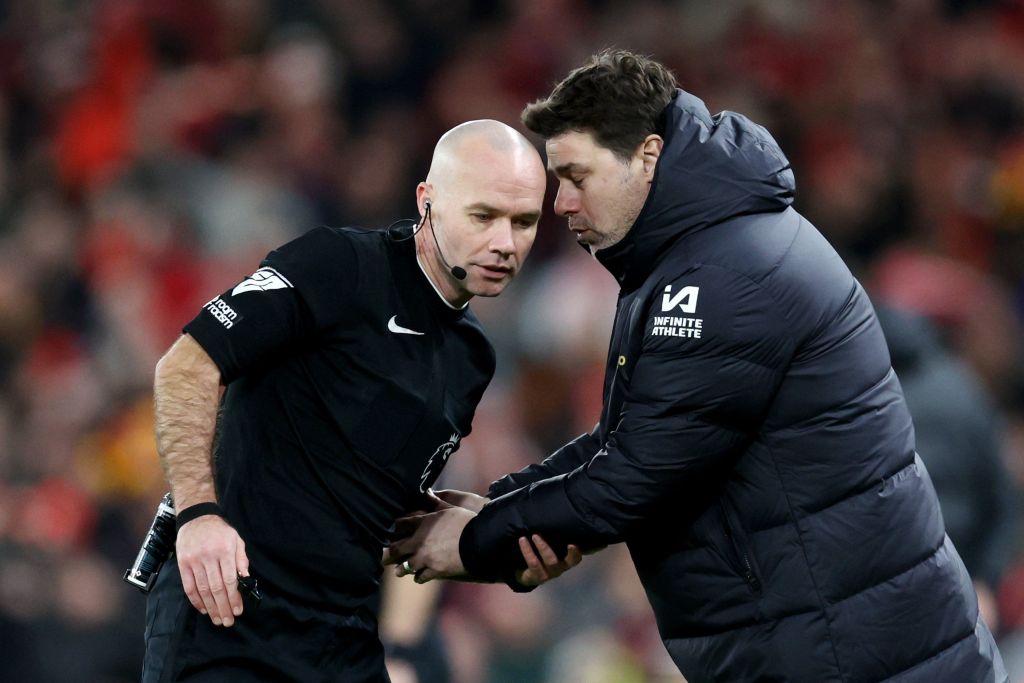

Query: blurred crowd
[0,0,1023,681]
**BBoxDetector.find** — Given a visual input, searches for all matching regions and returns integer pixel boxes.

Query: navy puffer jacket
[460,90,1007,682]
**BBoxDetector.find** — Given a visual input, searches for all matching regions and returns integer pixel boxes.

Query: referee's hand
[515,535,583,587]
[175,516,250,627]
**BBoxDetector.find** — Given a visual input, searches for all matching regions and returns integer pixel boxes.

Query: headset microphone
[424,201,467,281]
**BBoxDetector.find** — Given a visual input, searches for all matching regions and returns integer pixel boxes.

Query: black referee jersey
[184,224,495,612]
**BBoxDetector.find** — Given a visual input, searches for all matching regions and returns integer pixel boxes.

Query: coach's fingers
[565,545,583,568]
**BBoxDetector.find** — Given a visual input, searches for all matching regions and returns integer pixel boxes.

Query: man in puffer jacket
[386,50,1007,683]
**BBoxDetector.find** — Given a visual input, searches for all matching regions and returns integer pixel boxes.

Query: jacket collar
[594,89,796,291]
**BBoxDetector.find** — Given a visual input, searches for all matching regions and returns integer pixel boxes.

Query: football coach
[386,51,1009,683]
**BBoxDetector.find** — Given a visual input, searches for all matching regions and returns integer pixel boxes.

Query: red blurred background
[1,1,1023,681]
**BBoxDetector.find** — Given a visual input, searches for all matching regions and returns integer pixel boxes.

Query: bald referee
[141,120,575,682]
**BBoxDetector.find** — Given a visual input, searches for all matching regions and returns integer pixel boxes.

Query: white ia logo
[653,285,704,339]
[662,285,699,313]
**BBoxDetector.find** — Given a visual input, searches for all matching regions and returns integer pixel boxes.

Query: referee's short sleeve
[184,227,359,383]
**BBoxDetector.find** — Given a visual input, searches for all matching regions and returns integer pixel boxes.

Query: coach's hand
[176,515,249,627]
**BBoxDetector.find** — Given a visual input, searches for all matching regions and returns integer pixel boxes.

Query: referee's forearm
[154,334,223,509]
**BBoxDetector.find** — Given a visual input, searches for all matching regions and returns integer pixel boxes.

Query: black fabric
[143,561,390,683]
[149,223,495,682]
[462,90,1007,682]
[381,627,451,683]
[183,225,494,613]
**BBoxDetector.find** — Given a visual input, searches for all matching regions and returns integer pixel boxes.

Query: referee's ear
[415,182,433,216]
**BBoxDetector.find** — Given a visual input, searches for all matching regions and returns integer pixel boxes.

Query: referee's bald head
[413,119,545,306]
[426,119,541,188]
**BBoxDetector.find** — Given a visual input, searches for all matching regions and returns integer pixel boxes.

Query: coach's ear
[639,135,664,180]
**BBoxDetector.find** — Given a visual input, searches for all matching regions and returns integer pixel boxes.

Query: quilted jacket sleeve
[487,425,602,499]
[461,264,796,579]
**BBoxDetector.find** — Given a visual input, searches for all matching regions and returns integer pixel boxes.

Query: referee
[142,120,547,682]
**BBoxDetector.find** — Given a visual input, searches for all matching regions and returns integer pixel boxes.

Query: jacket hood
[596,89,795,290]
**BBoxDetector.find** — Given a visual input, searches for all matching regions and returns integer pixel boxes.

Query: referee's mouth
[477,264,513,280]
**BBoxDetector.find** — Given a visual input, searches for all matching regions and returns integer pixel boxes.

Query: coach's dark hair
[522,49,678,161]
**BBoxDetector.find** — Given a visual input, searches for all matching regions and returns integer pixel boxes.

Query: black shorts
[142,561,389,683]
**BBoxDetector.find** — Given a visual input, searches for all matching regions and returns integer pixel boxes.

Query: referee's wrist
[176,501,224,529]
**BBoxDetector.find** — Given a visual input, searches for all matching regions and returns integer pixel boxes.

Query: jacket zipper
[602,298,642,429]
[720,502,762,594]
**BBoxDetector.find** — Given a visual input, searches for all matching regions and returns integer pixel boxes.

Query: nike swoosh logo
[387,315,424,336]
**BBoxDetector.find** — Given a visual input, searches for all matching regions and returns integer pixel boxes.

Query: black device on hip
[123,492,176,593]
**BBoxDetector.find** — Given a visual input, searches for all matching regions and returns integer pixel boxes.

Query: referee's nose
[488,218,517,258]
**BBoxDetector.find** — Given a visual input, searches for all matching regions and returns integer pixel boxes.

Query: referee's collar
[415,253,469,311]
